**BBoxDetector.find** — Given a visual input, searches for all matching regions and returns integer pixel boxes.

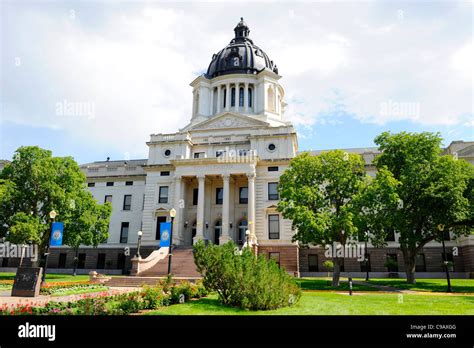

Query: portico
[171,164,256,247]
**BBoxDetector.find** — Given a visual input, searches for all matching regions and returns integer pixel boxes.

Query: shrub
[141,285,167,309]
[193,240,301,310]
[115,292,144,314]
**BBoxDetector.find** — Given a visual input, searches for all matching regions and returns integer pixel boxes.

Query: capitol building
[11,18,472,278]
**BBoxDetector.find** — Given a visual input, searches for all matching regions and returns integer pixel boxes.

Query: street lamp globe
[137,230,143,237]
[169,208,177,218]
[245,230,250,236]
[49,210,57,220]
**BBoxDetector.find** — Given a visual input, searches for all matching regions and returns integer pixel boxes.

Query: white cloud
[1,1,472,160]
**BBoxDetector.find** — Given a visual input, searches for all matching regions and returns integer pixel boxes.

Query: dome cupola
[206,18,278,79]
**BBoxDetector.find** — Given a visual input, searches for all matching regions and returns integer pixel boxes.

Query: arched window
[223,88,227,108]
[267,86,275,112]
[214,220,222,245]
[231,88,236,107]
[238,220,248,245]
[239,87,244,107]
[248,88,253,108]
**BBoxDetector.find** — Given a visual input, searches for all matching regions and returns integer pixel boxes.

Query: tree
[0,146,111,269]
[367,132,474,284]
[277,151,368,286]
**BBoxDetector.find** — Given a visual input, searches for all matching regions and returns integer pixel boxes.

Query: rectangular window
[77,253,86,269]
[159,186,169,203]
[106,182,114,187]
[268,166,279,172]
[231,87,236,107]
[239,187,248,204]
[268,214,280,239]
[194,152,205,159]
[308,255,318,272]
[269,252,280,267]
[88,182,95,187]
[216,187,223,205]
[123,195,132,210]
[125,181,133,186]
[386,254,398,272]
[117,253,126,270]
[192,188,199,205]
[415,254,426,272]
[97,253,106,269]
[58,253,67,269]
[120,222,129,243]
[104,195,113,204]
[268,182,279,200]
[160,171,170,176]
[216,151,226,158]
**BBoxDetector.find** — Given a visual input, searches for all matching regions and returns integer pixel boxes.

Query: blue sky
[1,1,473,164]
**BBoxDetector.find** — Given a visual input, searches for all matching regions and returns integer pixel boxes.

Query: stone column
[217,86,221,113]
[174,175,184,245]
[253,84,258,113]
[244,83,249,113]
[225,83,230,111]
[234,84,239,112]
[194,175,206,243]
[220,174,231,244]
[247,172,256,236]
[210,87,214,115]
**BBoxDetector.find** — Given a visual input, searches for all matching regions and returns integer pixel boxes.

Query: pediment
[186,113,270,131]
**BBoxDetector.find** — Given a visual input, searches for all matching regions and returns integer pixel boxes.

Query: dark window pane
[239,187,248,204]
[88,182,95,187]
[386,254,398,272]
[77,253,86,269]
[216,188,223,205]
[384,228,396,241]
[104,195,113,204]
[268,214,280,239]
[231,88,236,107]
[97,253,106,269]
[120,222,129,243]
[248,88,252,107]
[239,88,244,107]
[268,182,279,200]
[159,186,169,203]
[415,254,426,272]
[160,171,170,176]
[361,254,371,272]
[125,181,133,186]
[123,195,132,210]
[58,253,67,269]
[308,255,318,272]
[193,188,199,205]
[106,182,114,187]
[268,166,279,172]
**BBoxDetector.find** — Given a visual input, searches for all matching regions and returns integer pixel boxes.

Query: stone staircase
[139,247,200,277]
[105,247,201,287]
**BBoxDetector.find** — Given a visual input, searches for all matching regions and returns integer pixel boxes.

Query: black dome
[206,18,278,79]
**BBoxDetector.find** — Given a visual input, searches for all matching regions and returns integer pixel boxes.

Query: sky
[1,0,473,164]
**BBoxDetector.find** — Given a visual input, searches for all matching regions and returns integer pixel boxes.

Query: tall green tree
[0,146,111,269]
[277,151,368,286]
[367,132,474,284]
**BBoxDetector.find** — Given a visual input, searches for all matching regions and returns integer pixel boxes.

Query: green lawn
[146,292,474,315]
[0,272,90,283]
[366,278,474,293]
[296,278,378,291]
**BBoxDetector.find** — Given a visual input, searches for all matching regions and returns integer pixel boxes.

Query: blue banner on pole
[160,222,171,247]
[50,222,64,246]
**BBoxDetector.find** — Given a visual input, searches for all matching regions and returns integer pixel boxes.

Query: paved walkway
[0,287,140,307]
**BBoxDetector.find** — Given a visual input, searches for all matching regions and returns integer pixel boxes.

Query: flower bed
[0,279,208,315]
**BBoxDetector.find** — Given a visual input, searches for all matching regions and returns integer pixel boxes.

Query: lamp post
[365,231,369,281]
[135,230,143,258]
[167,208,176,276]
[438,224,452,293]
[42,210,57,286]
